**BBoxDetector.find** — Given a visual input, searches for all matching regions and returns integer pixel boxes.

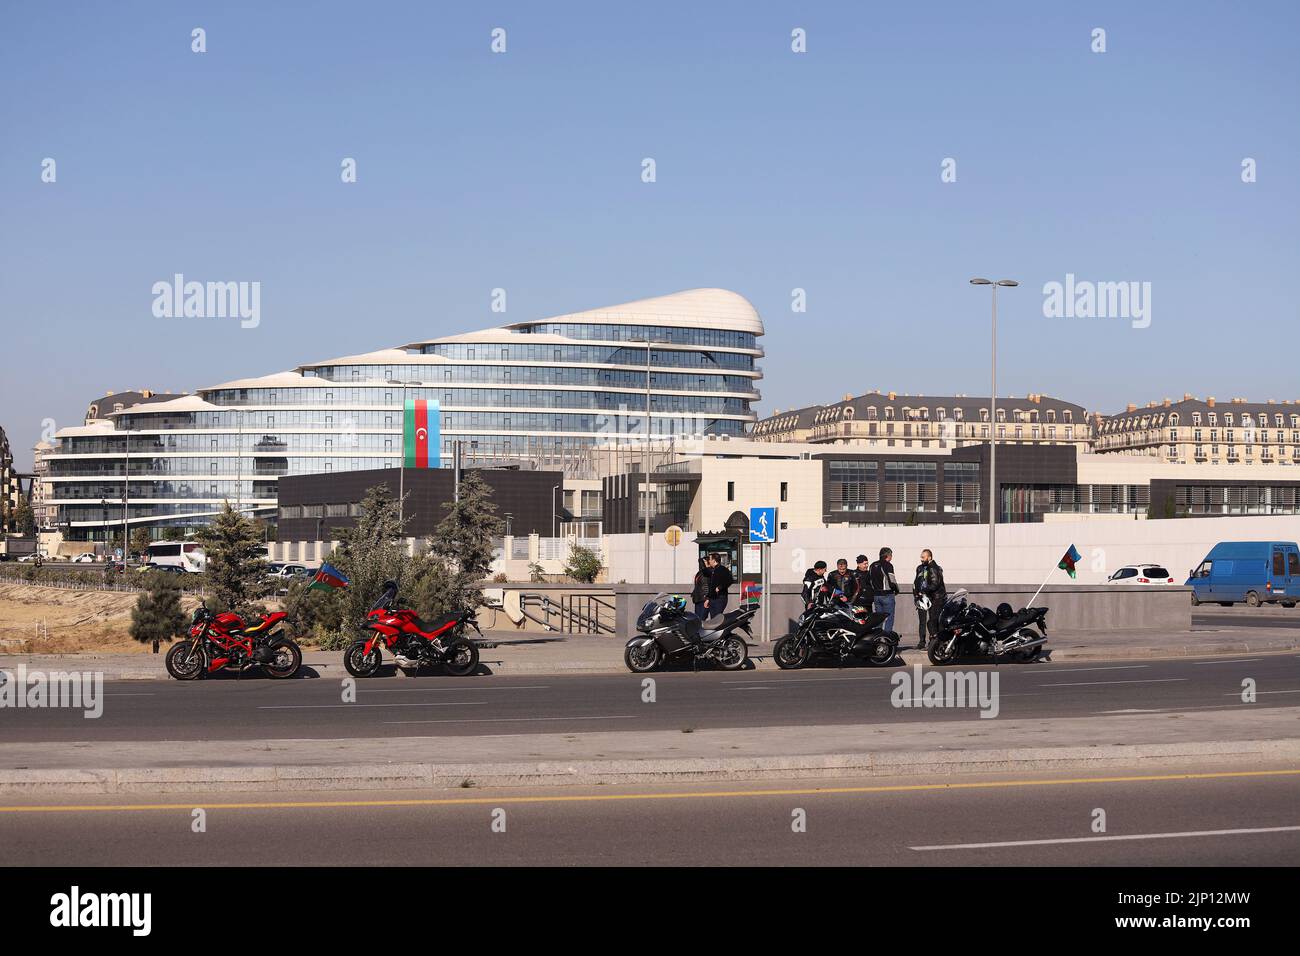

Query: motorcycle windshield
[939,590,969,627]
[636,593,672,630]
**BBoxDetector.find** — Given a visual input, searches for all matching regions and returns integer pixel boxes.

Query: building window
[780,482,788,502]
[727,481,735,502]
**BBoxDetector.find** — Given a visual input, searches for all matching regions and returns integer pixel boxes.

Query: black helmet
[996,602,1014,617]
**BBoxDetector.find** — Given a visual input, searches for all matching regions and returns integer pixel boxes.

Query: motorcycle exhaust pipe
[1000,636,1048,652]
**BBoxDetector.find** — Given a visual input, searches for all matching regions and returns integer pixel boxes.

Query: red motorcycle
[166,605,303,680]
[343,581,482,677]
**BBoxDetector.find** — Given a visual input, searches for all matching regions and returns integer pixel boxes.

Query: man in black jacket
[827,558,857,604]
[912,549,946,650]
[801,560,829,608]
[704,553,734,620]
[850,554,875,610]
[868,548,900,632]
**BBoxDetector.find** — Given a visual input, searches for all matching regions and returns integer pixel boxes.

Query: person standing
[828,558,857,604]
[850,554,875,610]
[801,560,829,608]
[705,553,734,619]
[690,556,712,619]
[912,549,946,650]
[869,547,900,632]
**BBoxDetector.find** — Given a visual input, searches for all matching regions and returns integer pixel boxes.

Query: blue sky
[2,1,1297,468]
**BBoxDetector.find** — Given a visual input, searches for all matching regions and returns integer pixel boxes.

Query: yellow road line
[1,767,1298,814]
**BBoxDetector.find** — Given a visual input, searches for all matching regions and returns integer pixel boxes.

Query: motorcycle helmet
[915,594,932,611]
[996,602,1014,617]
[666,594,687,614]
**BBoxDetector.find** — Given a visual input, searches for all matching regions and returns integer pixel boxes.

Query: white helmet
[915,594,932,611]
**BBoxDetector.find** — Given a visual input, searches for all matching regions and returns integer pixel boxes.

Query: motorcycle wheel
[264,640,303,679]
[864,637,897,667]
[442,639,480,677]
[773,636,811,670]
[926,637,958,666]
[343,639,382,678]
[716,635,749,671]
[165,640,206,681]
[623,641,662,673]
[1012,629,1042,663]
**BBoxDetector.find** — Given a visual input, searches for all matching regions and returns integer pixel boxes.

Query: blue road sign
[749,507,777,543]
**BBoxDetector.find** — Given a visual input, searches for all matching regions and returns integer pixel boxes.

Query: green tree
[129,575,189,653]
[195,502,271,616]
[425,471,503,611]
[563,543,602,583]
[281,577,343,642]
[327,483,409,632]
[13,498,36,536]
[130,525,152,557]
[162,526,186,542]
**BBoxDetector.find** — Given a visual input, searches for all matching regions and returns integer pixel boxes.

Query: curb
[3,738,1298,795]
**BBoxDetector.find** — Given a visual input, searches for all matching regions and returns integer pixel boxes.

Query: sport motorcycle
[773,590,900,669]
[927,588,1050,665]
[166,605,303,680]
[343,580,482,677]
[624,593,753,672]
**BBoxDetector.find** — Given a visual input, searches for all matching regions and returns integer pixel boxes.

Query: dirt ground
[0,583,201,654]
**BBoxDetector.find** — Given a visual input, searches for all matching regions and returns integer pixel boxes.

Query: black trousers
[916,596,943,642]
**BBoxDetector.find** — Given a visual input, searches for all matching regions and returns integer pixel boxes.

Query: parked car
[17,552,47,563]
[1186,541,1300,607]
[73,552,99,563]
[268,564,312,580]
[1106,564,1176,585]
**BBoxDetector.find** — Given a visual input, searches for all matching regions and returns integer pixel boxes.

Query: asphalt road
[2,766,1297,865]
[3,653,1297,742]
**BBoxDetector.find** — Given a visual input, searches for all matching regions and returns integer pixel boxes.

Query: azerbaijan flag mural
[403,398,441,469]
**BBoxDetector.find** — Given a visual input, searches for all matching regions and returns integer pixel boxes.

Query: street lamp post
[969,278,1019,585]
[628,337,669,584]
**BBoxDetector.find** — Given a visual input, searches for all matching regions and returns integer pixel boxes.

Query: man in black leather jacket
[912,549,946,650]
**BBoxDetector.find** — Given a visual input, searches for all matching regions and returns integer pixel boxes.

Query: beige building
[752,390,1092,451]
[31,439,55,530]
[1094,395,1300,467]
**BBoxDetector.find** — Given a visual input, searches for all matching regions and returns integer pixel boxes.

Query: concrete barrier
[613,583,1191,641]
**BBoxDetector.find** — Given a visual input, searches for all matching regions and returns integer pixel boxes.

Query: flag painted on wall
[403,398,441,469]
[1058,544,1082,579]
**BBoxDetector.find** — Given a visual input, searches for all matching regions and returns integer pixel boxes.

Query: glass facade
[48,296,764,541]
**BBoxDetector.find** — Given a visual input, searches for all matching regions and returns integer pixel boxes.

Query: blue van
[1186,541,1300,607]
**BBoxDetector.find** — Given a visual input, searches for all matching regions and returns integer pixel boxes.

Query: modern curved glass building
[48,289,764,542]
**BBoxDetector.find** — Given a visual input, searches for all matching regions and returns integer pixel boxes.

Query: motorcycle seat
[411,611,460,635]
[994,608,1040,631]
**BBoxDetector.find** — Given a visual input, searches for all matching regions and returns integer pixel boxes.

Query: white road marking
[384,715,641,725]
[911,824,1300,851]
[363,685,552,692]
[1190,659,1261,665]
[1221,689,1300,696]
[259,702,491,709]
[1039,678,1188,687]
[1037,665,1148,674]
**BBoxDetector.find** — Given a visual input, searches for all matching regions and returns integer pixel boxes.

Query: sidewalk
[2,625,1297,680]
[2,707,1297,794]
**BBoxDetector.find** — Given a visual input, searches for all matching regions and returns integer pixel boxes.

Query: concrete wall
[604,515,1300,587]
[613,583,1191,642]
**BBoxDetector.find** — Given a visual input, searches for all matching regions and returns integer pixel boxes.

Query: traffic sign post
[664,525,682,588]
[748,507,777,643]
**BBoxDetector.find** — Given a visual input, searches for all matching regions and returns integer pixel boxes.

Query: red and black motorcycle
[166,605,303,680]
[343,581,482,677]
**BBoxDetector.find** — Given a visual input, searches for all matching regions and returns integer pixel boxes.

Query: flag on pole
[403,398,441,469]
[308,563,349,591]
[1057,544,1082,579]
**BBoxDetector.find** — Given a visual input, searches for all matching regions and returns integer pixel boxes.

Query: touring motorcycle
[927,588,1050,665]
[624,593,754,672]
[773,589,900,668]
[343,581,482,677]
[166,604,303,680]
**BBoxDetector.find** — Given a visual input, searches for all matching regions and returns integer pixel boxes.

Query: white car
[1106,564,1176,585]
[17,552,47,563]
[73,553,98,563]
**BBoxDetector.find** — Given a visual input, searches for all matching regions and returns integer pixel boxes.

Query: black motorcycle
[773,592,900,669]
[624,594,754,672]
[927,588,1050,665]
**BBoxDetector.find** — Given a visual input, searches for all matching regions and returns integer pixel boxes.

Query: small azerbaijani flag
[308,562,350,592]
[742,582,763,604]
[403,398,441,469]
[1058,544,1082,579]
